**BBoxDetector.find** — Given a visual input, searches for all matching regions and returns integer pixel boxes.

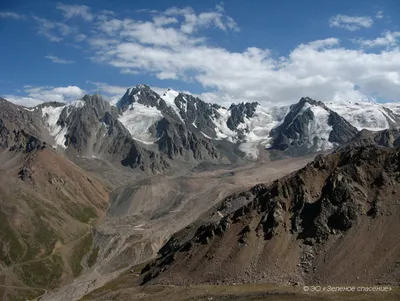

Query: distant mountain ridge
[2,85,400,173]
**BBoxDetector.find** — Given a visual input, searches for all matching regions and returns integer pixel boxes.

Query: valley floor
[80,265,400,301]
[42,153,322,301]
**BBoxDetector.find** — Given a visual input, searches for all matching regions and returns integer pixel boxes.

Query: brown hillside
[0,146,109,300]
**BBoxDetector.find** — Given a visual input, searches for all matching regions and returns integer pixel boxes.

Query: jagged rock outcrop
[227,102,258,132]
[117,85,225,163]
[269,97,358,154]
[342,128,400,149]
[0,98,45,152]
[173,92,221,137]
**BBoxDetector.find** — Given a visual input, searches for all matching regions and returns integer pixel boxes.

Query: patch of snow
[237,106,288,159]
[70,100,85,108]
[109,97,120,106]
[308,105,334,151]
[381,109,396,123]
[118,102,163,144]
[181,96,188,113]
[200,131,213,139]
[286,102,312,129]
[211,107,237,142]
[161,89,184,122]
[326,100,390,131]
[41,105,68,149]
[23,107,35,112]
[384,102,400,116]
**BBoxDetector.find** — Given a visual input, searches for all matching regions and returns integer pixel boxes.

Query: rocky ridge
[141,145,400,286]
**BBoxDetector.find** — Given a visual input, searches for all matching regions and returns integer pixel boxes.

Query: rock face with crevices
[141,145,400,286]
[342,128,400,149]
[269,97,358,155]
[117,85,225,163]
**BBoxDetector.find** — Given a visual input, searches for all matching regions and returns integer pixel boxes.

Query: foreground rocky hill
[141,145,400,287]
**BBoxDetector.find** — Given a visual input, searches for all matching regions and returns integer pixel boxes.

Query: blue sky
[1,0,400,106]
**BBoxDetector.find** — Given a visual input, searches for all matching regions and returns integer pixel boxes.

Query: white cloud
[2,95,44,107]
[51,86,84,97]
[0,12,26,20]
[153,16,178,27]
[14,5,400,106]
[87,81,128,96]
[45,55,75,64]
[355,31,400,48]
[56,4,93,21]
[75,33,87,41]
[376,11,384,19]
[91,30,400,104]
[164,4,239,33]
[300,38,340,50]
[33,16,75,42]
[120,69,139,74]
[4,85,86,107]
[329,14,374,31]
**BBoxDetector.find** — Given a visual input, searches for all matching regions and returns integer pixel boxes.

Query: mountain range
[11,84,400,174]
[0,86,399,301]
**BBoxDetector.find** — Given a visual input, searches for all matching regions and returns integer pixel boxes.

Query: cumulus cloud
[4,85,86,107]
[90,29,400,104]
[80,6,400,104]
[0,12,26,20]
[2,95,44,107]
[56,4,93,21]
[11,4,400,106]
[329,14,374,31]
[355,31,400,48]
[45,55,75,64]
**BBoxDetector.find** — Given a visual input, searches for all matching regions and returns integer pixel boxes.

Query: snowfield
[307,105,334,151]
[326,100,392,131]
[161,89,184,122]
[41,105,68,149]
[211,107,237,142]
[118,102,163,144]
[237,106,288,159]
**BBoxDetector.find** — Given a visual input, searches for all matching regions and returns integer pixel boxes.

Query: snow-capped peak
[161,89,184,122]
